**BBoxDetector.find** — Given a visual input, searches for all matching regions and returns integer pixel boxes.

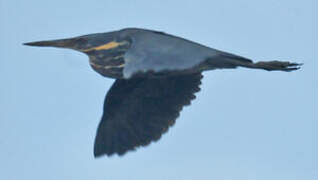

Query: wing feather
[94,73,203,157]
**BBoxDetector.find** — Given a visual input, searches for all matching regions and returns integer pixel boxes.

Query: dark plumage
[24,28,302,157]
[94,73,202,156]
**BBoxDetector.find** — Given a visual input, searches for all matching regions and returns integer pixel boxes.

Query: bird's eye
[74,38,87,44]
[72,38,88,49]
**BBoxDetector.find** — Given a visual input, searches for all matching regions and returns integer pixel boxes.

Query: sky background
[1,0,317,179]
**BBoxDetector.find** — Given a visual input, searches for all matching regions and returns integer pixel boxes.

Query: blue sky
[1,0,317,179]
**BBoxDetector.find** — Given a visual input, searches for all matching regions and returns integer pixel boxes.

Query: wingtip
[94,152,106,158]
[93,146,109,158]
[93,149,127,158]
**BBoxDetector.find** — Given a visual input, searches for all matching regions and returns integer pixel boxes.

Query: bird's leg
[214,53,302,72]
[251,61,303,72]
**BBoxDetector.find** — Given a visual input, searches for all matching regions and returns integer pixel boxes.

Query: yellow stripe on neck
[82,41,126,52]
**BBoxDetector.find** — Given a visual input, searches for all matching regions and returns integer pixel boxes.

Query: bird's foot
[254,61,303,72]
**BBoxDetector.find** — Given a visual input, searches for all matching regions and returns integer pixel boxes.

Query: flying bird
[24,28,302,157]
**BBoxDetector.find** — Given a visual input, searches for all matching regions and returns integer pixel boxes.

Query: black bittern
[24,28,302,157]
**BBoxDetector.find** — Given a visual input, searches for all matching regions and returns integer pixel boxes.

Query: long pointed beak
[23,38,83,50]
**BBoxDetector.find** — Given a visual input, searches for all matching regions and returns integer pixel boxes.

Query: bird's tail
[216,53,302,72]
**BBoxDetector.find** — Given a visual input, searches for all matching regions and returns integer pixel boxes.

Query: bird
[24,28,302,157]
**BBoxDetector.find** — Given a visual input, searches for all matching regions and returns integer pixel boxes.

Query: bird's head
[23,31,129,54]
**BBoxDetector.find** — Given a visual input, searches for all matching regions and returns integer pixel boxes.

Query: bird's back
[121,28,220,78]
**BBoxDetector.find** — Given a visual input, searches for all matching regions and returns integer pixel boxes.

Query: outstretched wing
[94,73,203,157]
